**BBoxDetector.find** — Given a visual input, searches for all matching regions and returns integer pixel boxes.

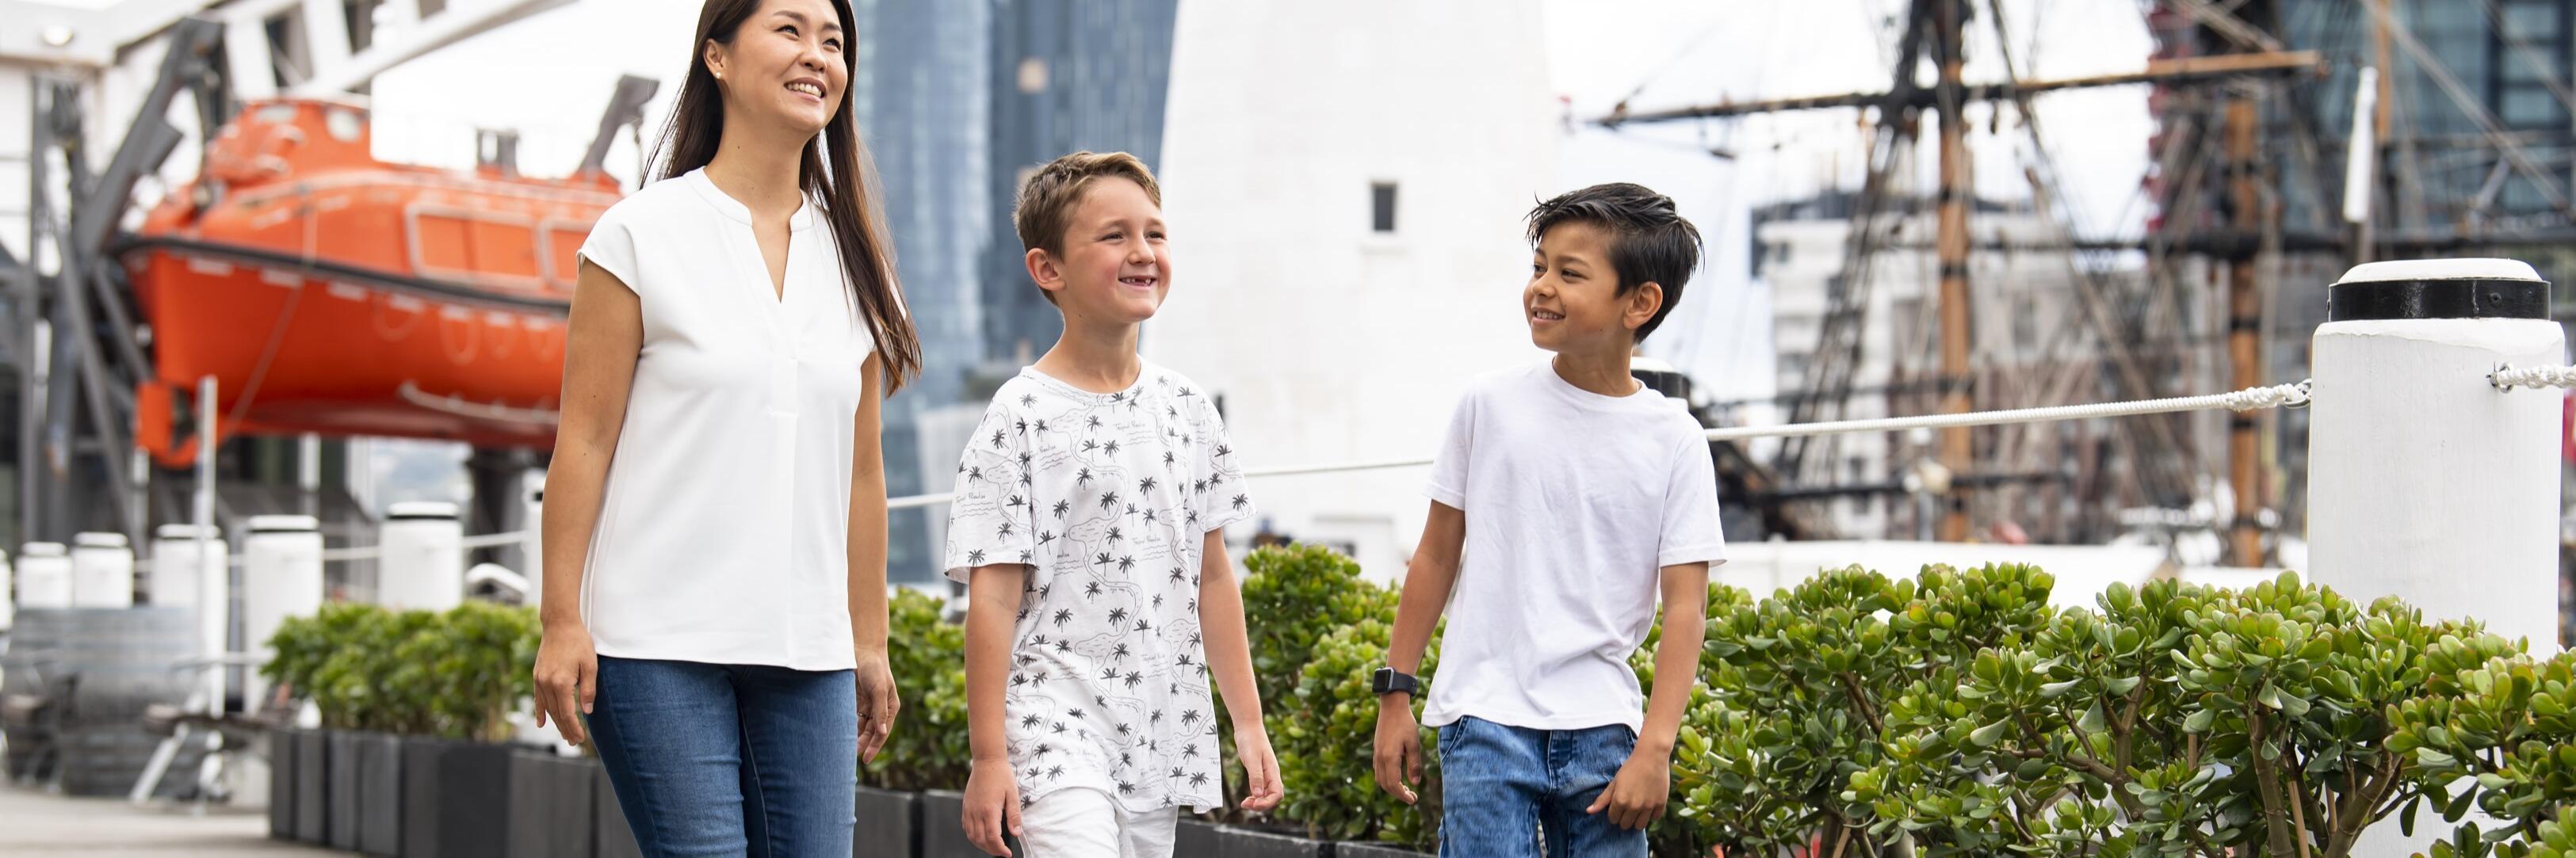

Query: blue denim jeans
[1437,715,1647,858]
[587,656,858,858]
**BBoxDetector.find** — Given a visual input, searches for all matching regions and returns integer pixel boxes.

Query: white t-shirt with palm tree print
[942,362,1254,814]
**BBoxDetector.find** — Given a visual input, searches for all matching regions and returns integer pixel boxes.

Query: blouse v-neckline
[684,168,814,307]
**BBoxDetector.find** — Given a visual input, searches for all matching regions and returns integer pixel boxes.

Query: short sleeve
[1193,395,1254,532]
[1424,387,1477,510]
[1658,429,1728,568]
[575,206,641,295]
[942,402,1039,583]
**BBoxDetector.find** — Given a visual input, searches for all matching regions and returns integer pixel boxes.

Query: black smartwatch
[1371,667,1421,698]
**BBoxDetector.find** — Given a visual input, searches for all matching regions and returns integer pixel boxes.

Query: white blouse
[571,168,875,671]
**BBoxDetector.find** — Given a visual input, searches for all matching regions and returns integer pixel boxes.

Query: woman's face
[705,0,849,138]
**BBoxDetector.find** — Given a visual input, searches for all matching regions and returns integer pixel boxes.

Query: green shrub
[2391,635,2576,856]
[861,588,971,791]
[260,601,537,740]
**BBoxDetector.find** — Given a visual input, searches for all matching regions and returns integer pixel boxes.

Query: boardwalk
[0,786,346,857]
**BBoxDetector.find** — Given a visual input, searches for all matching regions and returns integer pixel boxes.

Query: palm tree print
[946,373,1244,807]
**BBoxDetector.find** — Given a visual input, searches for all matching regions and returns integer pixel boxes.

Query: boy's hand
[961,759,1021,856]
[1235,724,1285,811]
[1585,750,1670,830]
[1372,700,1424,804]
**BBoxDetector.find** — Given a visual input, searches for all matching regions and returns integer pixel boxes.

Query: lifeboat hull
[124,99,621,466]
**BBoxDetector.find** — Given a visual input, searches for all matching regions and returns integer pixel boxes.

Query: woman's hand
[533,622,598,746]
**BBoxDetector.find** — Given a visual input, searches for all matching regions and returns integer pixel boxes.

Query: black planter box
[266,728,297,840]
[915,790,982,858]
[293,729,328,845]
[852,786,917,858]
[355,732,404,856]
[1338,842,1432,857]
[506,751,596,858]
[399,738,511,858]
[1175,818,1221,856]
[328,730,362,851]
[1212,825,1330,858]
[594,763,643,858]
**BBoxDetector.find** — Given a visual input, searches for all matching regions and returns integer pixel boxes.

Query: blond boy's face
[1039,177,1171,325]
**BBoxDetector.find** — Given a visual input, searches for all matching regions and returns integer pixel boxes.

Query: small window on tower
[1370,182,1397,233]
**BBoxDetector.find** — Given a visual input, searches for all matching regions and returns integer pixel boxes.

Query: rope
[1703,379,2311,441]
[2491,364,2576,391]
[127,379,2329,551]
[885,379,2315,509]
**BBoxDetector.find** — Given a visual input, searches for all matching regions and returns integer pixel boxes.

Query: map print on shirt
[942,363,1254,813]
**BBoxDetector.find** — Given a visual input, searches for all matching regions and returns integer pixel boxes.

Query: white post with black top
[2308,258,2565,654]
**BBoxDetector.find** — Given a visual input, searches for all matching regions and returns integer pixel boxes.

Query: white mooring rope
[2491,364,2576,391]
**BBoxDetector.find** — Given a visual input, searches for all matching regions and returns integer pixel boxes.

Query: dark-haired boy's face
[1526,221,1647,353]
[1038,177,1171,325]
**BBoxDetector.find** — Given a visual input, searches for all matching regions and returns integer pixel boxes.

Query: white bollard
[2311,260,2566,858]
[17,542,71,608]
[70,532,136,608]
[0,548,13,631]
[241,515,323,711]
[2308,258,2566,648]
[377,501,464,610]
[153,524,231,708]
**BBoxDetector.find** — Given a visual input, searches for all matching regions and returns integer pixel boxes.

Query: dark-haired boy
[1371,182,1727,857]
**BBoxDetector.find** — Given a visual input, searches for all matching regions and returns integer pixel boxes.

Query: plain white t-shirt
[1420,360,1727,732]
[570,168,876,671]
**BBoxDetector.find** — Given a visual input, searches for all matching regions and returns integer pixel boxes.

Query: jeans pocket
[1437,717,1469,758]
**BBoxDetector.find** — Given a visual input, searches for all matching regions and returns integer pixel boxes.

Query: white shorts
[1016,787,1180,858]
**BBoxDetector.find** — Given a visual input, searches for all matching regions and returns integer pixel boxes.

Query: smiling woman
[530,0,921,855]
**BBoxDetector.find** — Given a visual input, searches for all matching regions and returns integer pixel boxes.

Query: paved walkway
[0,786,346,856]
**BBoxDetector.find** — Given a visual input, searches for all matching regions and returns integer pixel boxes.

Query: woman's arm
[532,259,642,746]
[847,353,896,761]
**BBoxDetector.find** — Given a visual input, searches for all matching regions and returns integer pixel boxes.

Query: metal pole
[1933,0,1975,541]
[195,375,220,711]
[22,78,49,547]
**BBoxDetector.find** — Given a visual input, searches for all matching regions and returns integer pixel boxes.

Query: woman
[533,0,918,853]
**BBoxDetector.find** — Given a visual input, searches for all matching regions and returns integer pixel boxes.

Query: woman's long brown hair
[650,0,922,391]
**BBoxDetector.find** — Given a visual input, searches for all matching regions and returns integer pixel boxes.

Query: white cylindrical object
[155,524,231,707]
[2342,67,2379,226]
[17,543,71,608]
[148,524,224,610]
[0,548,13,631]
[242,515,323,709]
[2309,258,2565,650]
[378,501,464,610]
[71,532,136,608]
[2317,261,2564,858]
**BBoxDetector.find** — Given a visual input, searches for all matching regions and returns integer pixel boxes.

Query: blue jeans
[1437,716,1646,858]
[587,656,858,858]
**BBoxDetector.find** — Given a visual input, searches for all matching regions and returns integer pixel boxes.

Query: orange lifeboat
[121,98,616,467]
